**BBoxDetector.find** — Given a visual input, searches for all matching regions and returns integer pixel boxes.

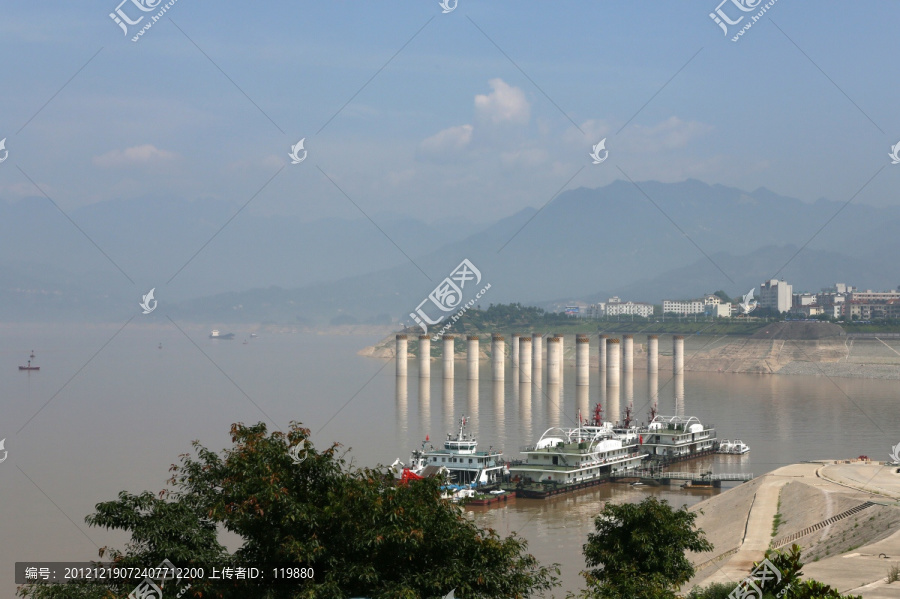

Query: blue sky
[0,1,897,222]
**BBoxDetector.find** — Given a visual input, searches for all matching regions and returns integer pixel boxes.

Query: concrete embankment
[687,461,900,598]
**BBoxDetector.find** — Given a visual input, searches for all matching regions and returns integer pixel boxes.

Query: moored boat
[392,416,507,501]
[19,351,39,371]
[510,406,646,498]
[718,439,750,455]
[639,415,717,464]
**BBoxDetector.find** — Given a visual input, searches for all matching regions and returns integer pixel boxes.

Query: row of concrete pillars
[395,333,686,380]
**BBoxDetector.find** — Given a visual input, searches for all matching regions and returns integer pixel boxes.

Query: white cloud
[474,79,530,126]
[1,180,56,199]
[500,147,548,168]
[93,144,177,168]
[565,119,611,145]
[623,116,712,151]
[419,124,474,155]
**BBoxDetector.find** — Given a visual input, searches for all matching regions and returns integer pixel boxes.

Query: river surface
[1,324,898,596]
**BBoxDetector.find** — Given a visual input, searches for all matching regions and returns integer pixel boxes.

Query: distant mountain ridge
[3,179,899,322]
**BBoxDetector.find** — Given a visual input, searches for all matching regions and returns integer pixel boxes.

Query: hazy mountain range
[3,179,898,323]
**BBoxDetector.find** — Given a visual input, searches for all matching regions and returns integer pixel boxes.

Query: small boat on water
[718,439,750,455]
[209,330,235,340]
[19,351,39,371]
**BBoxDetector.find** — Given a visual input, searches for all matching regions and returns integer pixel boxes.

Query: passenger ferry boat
[640,415,717,463]
[392,416,506,493]
[509,405,646,497]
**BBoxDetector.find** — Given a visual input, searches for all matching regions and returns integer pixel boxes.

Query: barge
[509,406,646,499]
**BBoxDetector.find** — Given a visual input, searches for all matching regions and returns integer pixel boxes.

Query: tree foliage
[712,291,733,304]
[574,497,713,599]
[685,545,862,599]
[19,422,558,599]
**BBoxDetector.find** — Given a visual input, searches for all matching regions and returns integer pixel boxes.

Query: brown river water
[2,324,897,596]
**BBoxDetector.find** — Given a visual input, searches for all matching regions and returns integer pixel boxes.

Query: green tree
[684,545,863,599]
[575,497,713,599]
[20,422,558,599]
[713,291,733,304]
[760,545,861,599]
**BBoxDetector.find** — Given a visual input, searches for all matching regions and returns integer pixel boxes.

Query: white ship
[718,439,750,455]
[509,406,646,495]
[392,416,506,497]
[641,415,717,462]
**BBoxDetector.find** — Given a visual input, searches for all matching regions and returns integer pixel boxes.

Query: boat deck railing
[511,452,645,471]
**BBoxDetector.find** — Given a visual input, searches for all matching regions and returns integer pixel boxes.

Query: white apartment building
[710,303,732,317]
[589,297,653,318]
[662,299,705,315]
[793,293,817,307]
[605,300,654,318]
[759,279,792,313]
[849,289,900,303]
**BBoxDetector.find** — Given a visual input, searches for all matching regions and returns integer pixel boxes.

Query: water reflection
[442,377,454,433]
[519,382,532,442]
[625,370,634,415]
[395,375,407,434]
[546,383,560,428]
[576,385,589,421]
[418,376,430,437]
[467,379,479,434]
[675,373,685,418]
[493,380,505,441]
[607,380,620,425]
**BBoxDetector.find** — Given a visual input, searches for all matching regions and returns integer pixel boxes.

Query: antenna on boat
[592,403,603,426]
